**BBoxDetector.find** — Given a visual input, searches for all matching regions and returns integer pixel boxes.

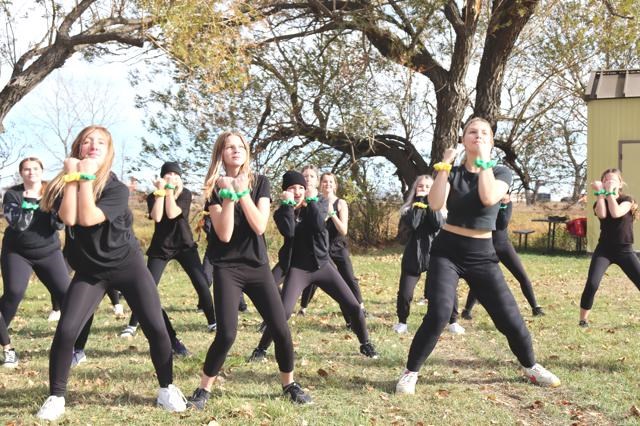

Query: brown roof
[585,69,640,100]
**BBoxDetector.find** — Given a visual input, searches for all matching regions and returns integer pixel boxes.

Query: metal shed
[585,69,640,252]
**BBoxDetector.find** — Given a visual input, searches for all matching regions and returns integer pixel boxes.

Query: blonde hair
[19,156,46,197]
[601,168,638,221]
[41,126,115,212]
[400,175,432,213]
[203,131,253,199]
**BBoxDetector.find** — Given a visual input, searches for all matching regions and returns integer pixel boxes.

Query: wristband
[605,190,617,196]
[63,172,96,183]
[21,200,39,211]
[474,158,497,170]
[280,199,297,207]
[305,196,319,203]
[235,189,250,199]
[499,204,508,210]
[328,210,337,217]
[433,162,452,172]
[412,202,428,209]
[153,189,166,197]
[593,189,606,196]
[164,183,176,190]
[219,188,237,201]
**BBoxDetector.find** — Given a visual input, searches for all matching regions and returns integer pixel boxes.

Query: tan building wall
[586,98,640,252]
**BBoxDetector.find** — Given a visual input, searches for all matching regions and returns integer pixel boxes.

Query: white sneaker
[207,323,217,332]
[113,304,124,317]
[447,322,465,334]
[522,363,561,387]
[396,370,418,394]
[47,310,61,322]
[157,384,187,412]
[71,349,87,368]
[2,349,18,368]
[120,325,137,338]
[416,298,427,306]
[36,395,65,421]
[392,323,408,334]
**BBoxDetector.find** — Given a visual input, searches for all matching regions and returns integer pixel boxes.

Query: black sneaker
[579,320,589,328]
[283,382,312,404]
[532,306,545,317]
[172,339,190,357]
[187,388,210,410]
[239,302,248,312]
[359,342,379,359]
[461,309,473,320]
[248,347,267,362]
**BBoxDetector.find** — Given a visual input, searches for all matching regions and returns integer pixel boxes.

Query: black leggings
[203,251,247,310]
[128,247,216,330]
[464,234,538,312]
[258,262,369,350]
[406,231,535,372]
[203,263,293,376]
[300,249,363,323]
[396,270,458,324]
[580,243,640,310]
[49,250,173,396]
[0,249,90,349]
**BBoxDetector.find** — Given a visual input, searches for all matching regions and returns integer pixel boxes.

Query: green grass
[1,248,640,425]
[1,201,640,424]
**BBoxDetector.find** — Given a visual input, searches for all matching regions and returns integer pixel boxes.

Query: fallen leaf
[317,368,329,378]
[630,405,640,417]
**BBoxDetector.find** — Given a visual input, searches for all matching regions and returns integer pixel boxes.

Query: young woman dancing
[36,126,186,421]
[249,170,378,362]
[187,132,311,409]
[0,157,89,369]
[579,168,640,327]
[298,172,367,329]
[393,175,454,334]
[461,193,544,320]
[395,118,560,395]
[120,161,216,356]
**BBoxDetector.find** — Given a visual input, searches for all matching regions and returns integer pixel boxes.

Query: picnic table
[532,215,568,252]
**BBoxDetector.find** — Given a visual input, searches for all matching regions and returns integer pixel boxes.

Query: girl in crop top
[395,118,560,395]
[579,168,640,327]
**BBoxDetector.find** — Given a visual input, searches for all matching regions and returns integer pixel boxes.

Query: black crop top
[596,195,635,246]
[446,165,512,230]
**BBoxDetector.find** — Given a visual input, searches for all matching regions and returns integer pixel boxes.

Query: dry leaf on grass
[317,368,329,378]
[630,405,640,416]
[435,389,450,398]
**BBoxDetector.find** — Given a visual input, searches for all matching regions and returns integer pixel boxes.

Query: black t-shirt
[204,174,271,268]
[62,173,139,279]
[446,165,512,230]
[596,195,635,247]
[146,188,195,259]
[2,185,61,258]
